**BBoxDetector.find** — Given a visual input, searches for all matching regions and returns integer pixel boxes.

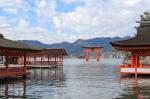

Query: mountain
[18,36,130,55]
[18,40,48,48]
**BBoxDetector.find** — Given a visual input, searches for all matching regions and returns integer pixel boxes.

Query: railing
[119,64,150,75]
[119,64,150,68]
[119,64,131,68]
[0,67,27,78]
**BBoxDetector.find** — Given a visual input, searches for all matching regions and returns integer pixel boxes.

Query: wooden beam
[5,55,9,69]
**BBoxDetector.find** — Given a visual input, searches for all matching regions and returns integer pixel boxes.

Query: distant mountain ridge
[18,36,130,55]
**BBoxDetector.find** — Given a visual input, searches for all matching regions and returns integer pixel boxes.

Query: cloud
[0,0,150,44]
[2,7,18,14]
[19,19,29,28]
[0,16,10,27]
[37,0,46,8]
[60,0,76,4]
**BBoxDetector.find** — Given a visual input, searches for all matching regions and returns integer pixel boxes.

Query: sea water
[0,58,150,99]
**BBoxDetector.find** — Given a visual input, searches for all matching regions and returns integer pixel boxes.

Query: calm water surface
[0,58,150,99]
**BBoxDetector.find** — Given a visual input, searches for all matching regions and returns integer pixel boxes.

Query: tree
[140,11,150,21]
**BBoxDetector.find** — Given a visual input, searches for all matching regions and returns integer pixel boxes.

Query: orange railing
[0,67,27,78]
[119,64,150,68]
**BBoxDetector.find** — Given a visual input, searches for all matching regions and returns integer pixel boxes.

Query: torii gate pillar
[82,46,103,62]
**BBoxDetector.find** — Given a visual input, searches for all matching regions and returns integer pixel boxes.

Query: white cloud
[2,7,18,14]
[0,17,10,27]
[38,0,46,8]
[124,0,141,7]
[0,0,150,43]
[19,19,29,28]
[50,0,150,41]
[61,0,76,4]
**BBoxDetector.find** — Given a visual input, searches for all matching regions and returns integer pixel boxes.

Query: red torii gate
[82,46,103,62]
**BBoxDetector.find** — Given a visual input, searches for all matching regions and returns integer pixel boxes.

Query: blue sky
[0,0,149,43]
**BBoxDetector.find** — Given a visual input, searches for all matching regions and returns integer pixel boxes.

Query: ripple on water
[0,59,150,99]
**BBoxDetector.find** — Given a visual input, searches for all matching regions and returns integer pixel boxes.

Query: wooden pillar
[135,51,139,67]
[27,55,29,65]
[34,53,37,65]
[56,55,58,67]
[5,55,9,69]
[131,51,135,67]
[48,55,50,65]
[24,54,27,68]
[41,54,43,65]
[49,55,51,65]
[131,51,137,78]
[85,48,89,62]
[40,50,45,65]
[135,51,139,79]
[95,48,100,62]
[59,55,60,65]
[23,53,27,78]
[55,55,57,67]
[20,56,23,64]
[61,55,63,67]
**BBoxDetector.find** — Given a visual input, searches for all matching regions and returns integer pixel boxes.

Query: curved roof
[110,22,150,48]
[81,46,103,48]
[27,48,68,56]
[0,34,42,51]
[43,48,68,56]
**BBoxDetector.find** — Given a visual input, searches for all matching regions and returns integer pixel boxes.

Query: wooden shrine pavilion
[0,34,68,79]
[82,46,103,62]
[26,48,67,68]
[0,34,41,79]
[110,21,150,78]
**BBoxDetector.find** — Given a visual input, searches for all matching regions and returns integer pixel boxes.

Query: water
[0,58,150,99]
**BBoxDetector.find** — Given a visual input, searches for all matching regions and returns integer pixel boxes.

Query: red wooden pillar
[49,55,51,65]
[56,55,58,67]
[55,55,57,67]
[131,51,135,67]
[135,51,139,79]
[24,54,27,68]
[5,55,9,69]
[41,51,44,65]
[47,55,49,65]
[59,55,61,66]
[23,53,27,78]
[18,56,23,64]
[61,55,63,67]
[60,49,63,67]
[61,54,63,67]
[17,56,20,64]
[85,48,89,62]
[34,53,37,65]
[27,55,29,65]
[59,55,62,66]
[135,51,139,67]
[57,55,59,66]
[95,48,100,62]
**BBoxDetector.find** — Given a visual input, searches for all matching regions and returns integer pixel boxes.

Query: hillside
[18,36,130,55]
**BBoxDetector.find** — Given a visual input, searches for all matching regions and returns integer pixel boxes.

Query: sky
[0,0,149,44]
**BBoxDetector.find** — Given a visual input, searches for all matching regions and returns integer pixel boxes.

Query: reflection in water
[0,79,27,98]
[118,78,150,99]
[29,68,64,81]
[0,68,64,99]
[0,59,150,99]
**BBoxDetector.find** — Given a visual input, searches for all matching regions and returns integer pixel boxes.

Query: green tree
[140,11,150,21]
